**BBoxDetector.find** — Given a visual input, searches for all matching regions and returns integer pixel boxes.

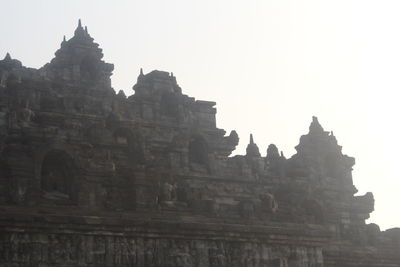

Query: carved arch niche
[0,160,12,204]
[303,198,325,224]
[79,55,99,81]
[113,127,145,165]
[188,135,209,172]
[324,151,344,179]
[160,92,180,118]
[40,149,77,203]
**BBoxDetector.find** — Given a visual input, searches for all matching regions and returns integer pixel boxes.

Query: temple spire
[140,68,144,76]
[78,19,82,28]
[250,134,254,144]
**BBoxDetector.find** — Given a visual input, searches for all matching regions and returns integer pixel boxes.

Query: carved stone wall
[0,233,324,267]
[0,21,399,266]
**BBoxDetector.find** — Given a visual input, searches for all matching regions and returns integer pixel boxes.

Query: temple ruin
[0,21,399,267]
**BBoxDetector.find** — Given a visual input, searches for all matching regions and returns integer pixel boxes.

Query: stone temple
[0,21,399,267]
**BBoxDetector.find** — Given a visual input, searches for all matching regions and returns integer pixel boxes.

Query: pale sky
[1,0,399,230]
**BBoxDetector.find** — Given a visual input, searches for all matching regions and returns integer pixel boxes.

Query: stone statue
[209,248,226,267]
[260,193,278,213]
[159,181,177,204]
[17,100,34,127]
[240,200,255,218]
[169,242,194,267]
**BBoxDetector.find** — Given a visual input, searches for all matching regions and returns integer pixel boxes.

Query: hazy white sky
[1,0,399,230]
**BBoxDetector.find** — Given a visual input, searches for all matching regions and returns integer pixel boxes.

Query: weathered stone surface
[0,21,399,266]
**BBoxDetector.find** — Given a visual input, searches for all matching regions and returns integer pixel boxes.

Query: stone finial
[309,116,324,134]
[61,35,67,46]
[136,68,145,85]
[74,19,86,37]
[4,52,11,61]
[117,90,126,98]
[84,26,91,37]
[329,130,338,144]
[280,151,285,158]
[250,134,254,144]
[246,134,261,157]
[1,52,22,68]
